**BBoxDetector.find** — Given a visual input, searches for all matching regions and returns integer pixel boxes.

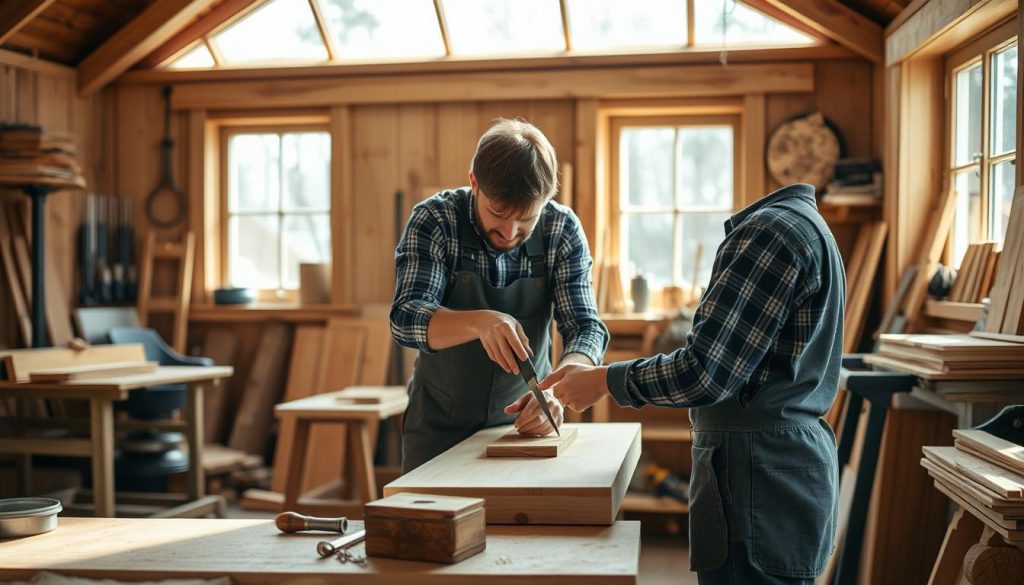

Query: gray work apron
[401,194,552,474]
[689,199,841,584]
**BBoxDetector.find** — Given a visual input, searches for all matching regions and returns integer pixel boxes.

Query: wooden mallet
[275,511,349,534]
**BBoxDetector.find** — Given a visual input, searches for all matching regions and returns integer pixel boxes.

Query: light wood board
[0,344,146,382]
[0,518,640,585]
[953,430,1024,476]
[28,361,157,382]
[486,425,579,458]
[385,423,641,525]
[923,446,1024,500]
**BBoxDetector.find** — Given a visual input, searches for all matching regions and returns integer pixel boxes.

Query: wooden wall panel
[351,105,399,303]
[0,55,112,349]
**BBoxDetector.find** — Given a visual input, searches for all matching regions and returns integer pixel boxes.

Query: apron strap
[524,215,546,278]
[455,191,482,272]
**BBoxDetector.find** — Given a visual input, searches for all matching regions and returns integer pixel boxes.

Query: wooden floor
[226,504,697,584]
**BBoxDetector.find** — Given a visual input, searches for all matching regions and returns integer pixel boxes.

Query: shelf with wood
[817,200,881,224]
[189,303,361,323]
[621,492,689,514]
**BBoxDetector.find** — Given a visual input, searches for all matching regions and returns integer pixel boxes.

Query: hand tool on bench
[275,511,348,534]
[317,529,366,558]
[519,356,559,436]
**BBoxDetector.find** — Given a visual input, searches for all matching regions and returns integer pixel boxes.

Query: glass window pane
[168,43,215,69]
[678,126,733,208]
[990,159,1015,243]
[229,215,281,288]
[680,212,729,290]
[693,0,814,46]
[322,0,446,60]
[229,134,280,212]
[990,44,1018,156]
[954,64,983,167]
[622,213,674,287]
[441,0,564,56]
[282,132,331,211]
[215,0,328,64]
[566,0,686,51]
[282,214,332,289]
[951,170,981,266]
[621,127,675,209]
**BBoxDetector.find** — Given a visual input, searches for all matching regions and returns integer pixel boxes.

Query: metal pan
[0,498,62,538]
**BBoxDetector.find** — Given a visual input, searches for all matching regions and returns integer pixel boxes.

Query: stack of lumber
[0,124,85,189]
[948,242,999,303]
[921,430,1024,543]
[863,333,1024,379]
[986,186,1024,335]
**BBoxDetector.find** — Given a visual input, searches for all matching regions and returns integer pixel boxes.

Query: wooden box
[365,493,486,564]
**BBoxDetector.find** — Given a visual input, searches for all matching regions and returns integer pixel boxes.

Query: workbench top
[0,518,639,584]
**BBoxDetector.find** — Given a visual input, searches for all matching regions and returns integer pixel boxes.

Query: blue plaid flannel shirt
[390,188,609,366]
[608,183,844,408]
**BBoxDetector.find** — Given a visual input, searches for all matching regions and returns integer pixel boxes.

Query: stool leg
[929,508,983,585]
[284,420,312,510]
[349,422,377,503]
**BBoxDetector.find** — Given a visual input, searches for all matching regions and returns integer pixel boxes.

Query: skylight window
[440,0,565,56]
[321,0,446,60]
[693,0,814,46]
[566,0,687,51]
[213,0,328,64]
[168,43,215,69]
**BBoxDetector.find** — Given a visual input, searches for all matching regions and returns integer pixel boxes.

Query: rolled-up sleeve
[552,212,609,366]
[390,205,450,353]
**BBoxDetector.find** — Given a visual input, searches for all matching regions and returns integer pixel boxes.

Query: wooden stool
[275,387,408,517]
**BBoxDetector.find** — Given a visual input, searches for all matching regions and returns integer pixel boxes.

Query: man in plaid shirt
[391,118,608,473]
[542,183,845,584]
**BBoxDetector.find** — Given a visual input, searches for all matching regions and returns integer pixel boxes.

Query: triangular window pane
[321,0,445,60]
[441,0,564,56]
[214,0,328,64]
[567,0,686,51]
[168,43,215,69]
[693,0,814,46]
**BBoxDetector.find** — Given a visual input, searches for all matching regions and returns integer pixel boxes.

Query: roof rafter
[137,0,263,69]
[0,0,58,46]
[753,0,884,62]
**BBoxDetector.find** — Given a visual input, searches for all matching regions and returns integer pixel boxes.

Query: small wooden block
[486,425,578,458]
[334,386,406,404]
[365,493,486,564]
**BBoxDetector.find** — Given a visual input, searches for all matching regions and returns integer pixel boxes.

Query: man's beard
[474,201,531,251]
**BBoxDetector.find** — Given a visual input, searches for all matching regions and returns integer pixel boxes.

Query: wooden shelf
[641,423,691,442]
[189,303,360,323]
[621,493,689,514]
[923,300,984,323]
[817,201,881,224]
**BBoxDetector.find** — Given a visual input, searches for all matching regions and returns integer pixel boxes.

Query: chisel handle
[275,511,349,534]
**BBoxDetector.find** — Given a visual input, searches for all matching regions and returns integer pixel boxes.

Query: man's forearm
[426,308,483,351]
[559,352,598,367]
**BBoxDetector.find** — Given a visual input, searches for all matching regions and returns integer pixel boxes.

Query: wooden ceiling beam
[136,0,262,69]
[77,0,218,96]
[757,0,884,63]
[0,0,58,45]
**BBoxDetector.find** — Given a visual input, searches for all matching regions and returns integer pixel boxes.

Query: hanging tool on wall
[146,86,186,228]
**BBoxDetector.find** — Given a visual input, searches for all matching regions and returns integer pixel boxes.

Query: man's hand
[473,310,532,374]
[537,363,611,412]
[504,389,564,436]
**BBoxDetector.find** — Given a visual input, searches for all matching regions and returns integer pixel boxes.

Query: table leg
[284,419,311,510]
[185,381,206,502]
[349,421,376,503]
[89,398,115,517]
[928,508,984,585]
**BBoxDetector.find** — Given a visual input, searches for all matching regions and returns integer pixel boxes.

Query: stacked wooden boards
[864,334,1024,379]
[843,221,888,352]
[0,344,148,382]
[921,430,1024,543]
[948,242,999,303]
[986,186,1024,335]
[384,423,641,525]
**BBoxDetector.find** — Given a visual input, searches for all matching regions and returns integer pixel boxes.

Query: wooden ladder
[137,231,195,353]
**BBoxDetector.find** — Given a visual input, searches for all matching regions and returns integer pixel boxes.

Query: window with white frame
[613,117,738,293]
[223,128,331,295]
[947,26,1017,266]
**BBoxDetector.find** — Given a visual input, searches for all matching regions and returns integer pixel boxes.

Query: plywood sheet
[0,344,146,382]
[385,423,641,525]
[0,518,640,585]
[486,426,578,458]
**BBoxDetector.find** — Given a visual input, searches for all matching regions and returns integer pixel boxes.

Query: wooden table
[275,387,408,516]
[0,365,233,517]
[0,518,640,584]
[385,423,642,525]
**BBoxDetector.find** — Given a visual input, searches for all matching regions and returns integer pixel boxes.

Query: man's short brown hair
[471,118,558,214]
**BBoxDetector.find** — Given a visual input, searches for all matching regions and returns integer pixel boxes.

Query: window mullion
[672,127,683,286]
[278,132,286,293]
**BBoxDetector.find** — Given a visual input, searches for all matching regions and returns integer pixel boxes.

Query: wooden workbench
[0,365,233,517]
[0,518,640,584]
[385,422,641,525]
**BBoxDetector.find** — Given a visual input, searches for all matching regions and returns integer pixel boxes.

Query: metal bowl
[0,498,62,538]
